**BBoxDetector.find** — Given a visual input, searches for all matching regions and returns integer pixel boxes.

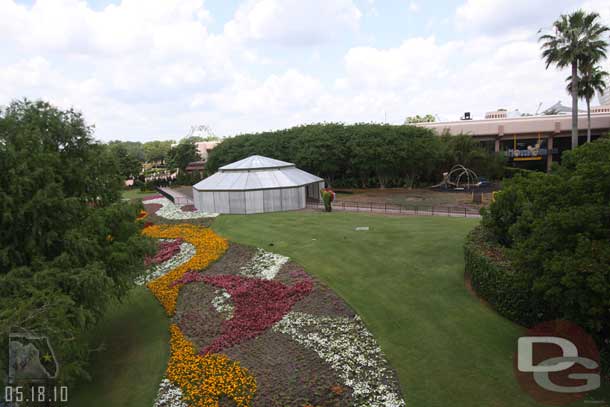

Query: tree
[482,137,610,354]
[167,142,200,172]
[0,100,153,384]
[108,143,142,179]
[567,65,609,142]
[405,114,436,124]
[539,10,609,149]
[143,140,174,164]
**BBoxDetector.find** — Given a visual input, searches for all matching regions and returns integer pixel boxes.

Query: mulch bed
[142,205,404,407]
[172,242,363,406]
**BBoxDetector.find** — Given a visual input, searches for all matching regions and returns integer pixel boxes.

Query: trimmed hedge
[464,226,546,327]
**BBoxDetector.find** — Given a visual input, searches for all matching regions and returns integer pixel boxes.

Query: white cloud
[408,1,419,12]
[223,0,362,46]
[0,0,599,140]
[455,0,580,34]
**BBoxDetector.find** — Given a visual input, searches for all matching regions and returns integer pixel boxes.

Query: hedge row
[464,226,546,327]
[465,226,610,374]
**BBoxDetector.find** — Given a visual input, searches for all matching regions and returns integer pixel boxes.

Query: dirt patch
[204,243,257,276]
[334,187,493,210]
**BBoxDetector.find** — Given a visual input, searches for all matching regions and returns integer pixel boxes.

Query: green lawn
[211,211,543,407]
[122,189,157,200]
[68,287,169,407]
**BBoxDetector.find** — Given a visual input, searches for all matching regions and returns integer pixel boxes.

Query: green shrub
[464,226,549,326]
[478,138,610,372]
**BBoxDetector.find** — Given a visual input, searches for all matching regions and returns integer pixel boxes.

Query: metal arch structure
[447,164,479,190]
[186,124,216,140]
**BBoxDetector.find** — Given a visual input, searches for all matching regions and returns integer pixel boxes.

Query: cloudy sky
[1,0,610,141]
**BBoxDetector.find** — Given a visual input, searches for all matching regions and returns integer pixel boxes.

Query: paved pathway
[157,187,194,206]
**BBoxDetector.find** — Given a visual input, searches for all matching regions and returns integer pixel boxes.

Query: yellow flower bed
[167,324,257,406]
[142,224,228,315]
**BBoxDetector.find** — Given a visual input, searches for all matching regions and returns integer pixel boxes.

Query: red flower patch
[145,239,183,266]
[173,272,313,354]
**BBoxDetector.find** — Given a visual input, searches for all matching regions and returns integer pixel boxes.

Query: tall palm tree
[567,65,609,142]
[539,10,609,149]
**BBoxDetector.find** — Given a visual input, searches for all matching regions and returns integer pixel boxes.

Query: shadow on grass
[68,287,169,407]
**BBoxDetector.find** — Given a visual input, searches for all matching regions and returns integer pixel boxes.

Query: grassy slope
[213,211,538,407]
[122,189,157,200]
[68,287,169,407]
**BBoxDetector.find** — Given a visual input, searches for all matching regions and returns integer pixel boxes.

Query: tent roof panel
[193,155,323,191]
[219,155,294,171]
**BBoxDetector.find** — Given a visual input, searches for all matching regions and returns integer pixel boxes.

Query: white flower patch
[240,248,289,280]
[211,289,234,319]
[273,312,406,407]
[144,197,219,219]
[153,378,187,407]
[135,240,196,286]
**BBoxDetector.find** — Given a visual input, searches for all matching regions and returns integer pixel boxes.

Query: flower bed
[146,239,184,266]
[274,312,405,407]
[173,272,313,355]
[165,325,256,407]
[141,224,404,406]
[142,224,228,315]
[153,379,187,407]
[143,197,218,220]
[136,240,196,286]
[239,248,289,280]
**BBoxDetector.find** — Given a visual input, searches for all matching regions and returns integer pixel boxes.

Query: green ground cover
[212,211,541,407]
[68,287,169,407]
[69,210,606,406]
[122,189,157,200]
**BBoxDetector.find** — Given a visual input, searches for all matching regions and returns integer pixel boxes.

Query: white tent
[192,155,324,214]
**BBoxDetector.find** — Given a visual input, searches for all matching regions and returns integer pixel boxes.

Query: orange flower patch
[136,209,148,220]
[167,324,256,407]
[142,224,228,315]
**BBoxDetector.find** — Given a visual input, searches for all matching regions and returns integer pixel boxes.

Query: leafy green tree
[108,140,145,161]
[404,114,436,124]
[143,140,174,164]
[207,123,501,188]
[167,142,200,172]
[482,137,610,353]
[108,143,142,178]
[566,65,609,142]
[0,100,153,384]
[539,10,609,149]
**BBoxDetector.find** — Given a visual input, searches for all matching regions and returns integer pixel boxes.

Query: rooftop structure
[192,155,324,214]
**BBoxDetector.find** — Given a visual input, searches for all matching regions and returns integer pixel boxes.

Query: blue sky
[1,0,609,141]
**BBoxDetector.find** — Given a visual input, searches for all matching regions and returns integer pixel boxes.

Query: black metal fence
[306,199,481,218]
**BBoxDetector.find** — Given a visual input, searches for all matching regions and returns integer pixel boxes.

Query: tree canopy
[482,136,610,355]
[207,123,504,188]
[0,100,153,384]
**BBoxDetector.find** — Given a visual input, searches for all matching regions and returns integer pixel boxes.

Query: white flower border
[135,240,196,286]
[211,289,234,319]
[273,312,406,407]
[153,378,187,407]
[144,197,218,220]
[239,248,289,280]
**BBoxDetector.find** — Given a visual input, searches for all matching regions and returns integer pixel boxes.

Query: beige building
[195,141,220,161]
[419,110,610,170]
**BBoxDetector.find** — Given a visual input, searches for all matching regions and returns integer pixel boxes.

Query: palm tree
[539,10,609,149]
[567,65,609,142]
